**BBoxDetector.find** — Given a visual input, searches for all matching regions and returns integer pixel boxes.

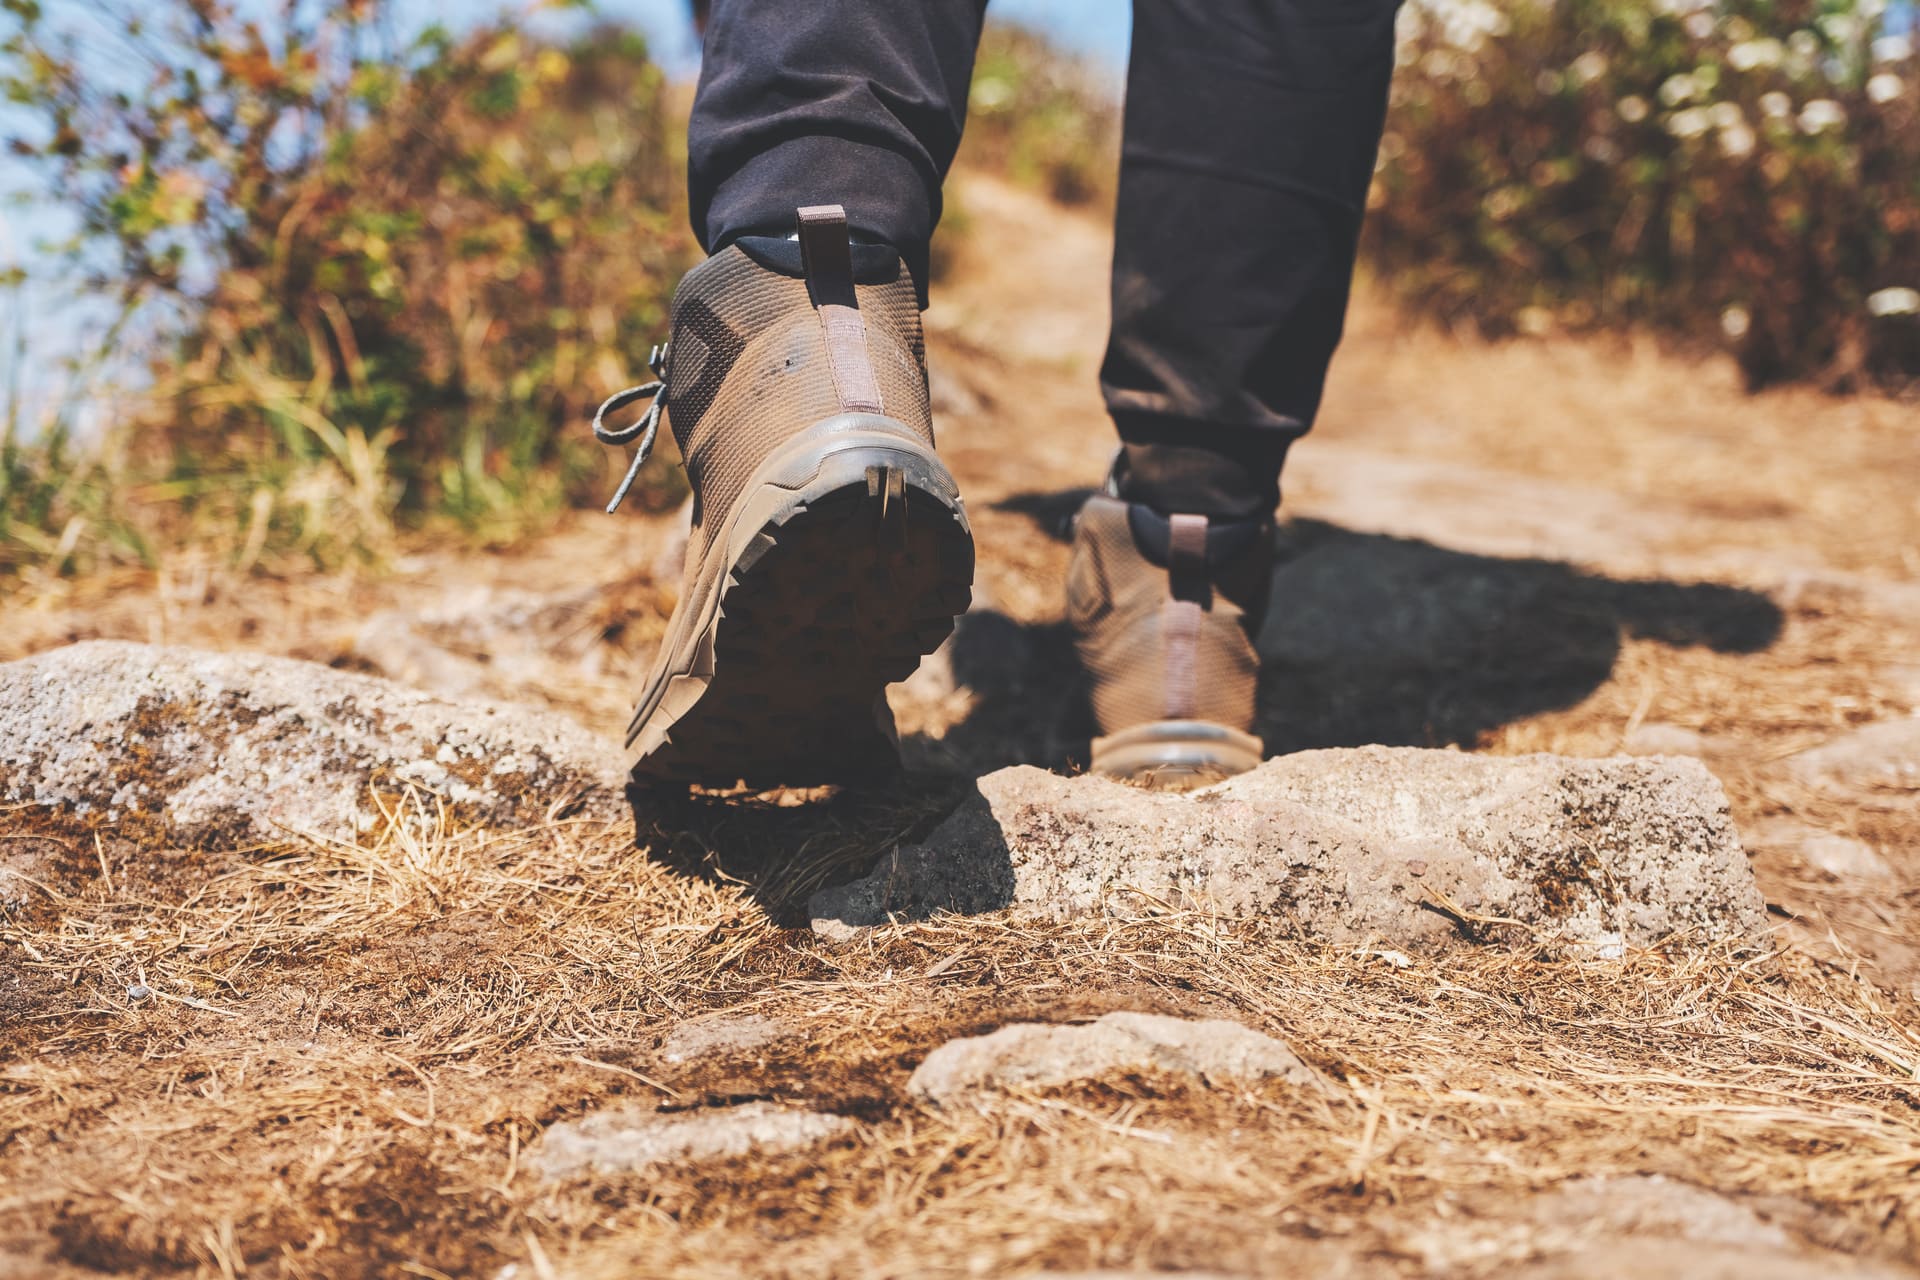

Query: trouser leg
[1104,0,1402,520]
[687,0,989,302]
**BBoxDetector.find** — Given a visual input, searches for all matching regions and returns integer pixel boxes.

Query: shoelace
[592,342,669,514]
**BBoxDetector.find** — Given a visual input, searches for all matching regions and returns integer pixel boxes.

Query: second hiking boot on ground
[1067,493,1272,786]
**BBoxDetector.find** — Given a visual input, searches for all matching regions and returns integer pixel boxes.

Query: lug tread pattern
[631,466,974,787]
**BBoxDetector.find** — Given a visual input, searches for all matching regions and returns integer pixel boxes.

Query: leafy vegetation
[1,1,693,581]
[1368,0,1920,391]
[961,25,1120,210]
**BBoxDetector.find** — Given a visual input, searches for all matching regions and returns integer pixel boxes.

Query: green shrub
[1368,0,1920,391]
[2,1,694,579]
[962,25,1121,209]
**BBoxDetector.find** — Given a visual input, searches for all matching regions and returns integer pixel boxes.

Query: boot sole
[1090,720,1265,791]
[627,413,974,787]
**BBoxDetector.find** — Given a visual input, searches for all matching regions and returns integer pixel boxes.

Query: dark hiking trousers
[687,0,1401,520]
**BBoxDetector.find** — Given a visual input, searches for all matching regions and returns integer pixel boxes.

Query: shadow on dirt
[931,492,1785,766]
[628,774,987,928]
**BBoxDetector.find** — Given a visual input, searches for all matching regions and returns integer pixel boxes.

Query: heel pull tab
[1168,513,1211,605]
[797,205,857,308]
[795,205,884,415]
[1162,512,1210,720]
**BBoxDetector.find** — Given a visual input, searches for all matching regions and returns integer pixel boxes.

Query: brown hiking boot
[601,206,974,786]
[1066,492,1270,786]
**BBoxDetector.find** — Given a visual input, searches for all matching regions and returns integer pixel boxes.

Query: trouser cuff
[1111,414,1294,521]
[698,136,935,305]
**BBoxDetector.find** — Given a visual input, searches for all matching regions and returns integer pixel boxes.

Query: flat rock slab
[533,1102,850,1181]
[811,747,1765,949]
[0,640,624,844]
[909,1012,1327,1104]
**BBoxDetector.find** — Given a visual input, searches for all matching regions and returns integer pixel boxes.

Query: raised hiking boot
[1066,492,1271,786]
[596,205,974,786]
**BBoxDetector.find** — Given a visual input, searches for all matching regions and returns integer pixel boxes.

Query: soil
[1,175,1917,1278]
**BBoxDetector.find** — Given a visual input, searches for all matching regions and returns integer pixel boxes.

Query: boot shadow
[898,496,1783,769]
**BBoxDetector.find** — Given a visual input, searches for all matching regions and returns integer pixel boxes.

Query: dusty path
[4,176,1919,1278]
[14,173,1913,986]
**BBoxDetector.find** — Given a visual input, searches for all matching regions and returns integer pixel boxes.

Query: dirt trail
[3,176,1919,1278]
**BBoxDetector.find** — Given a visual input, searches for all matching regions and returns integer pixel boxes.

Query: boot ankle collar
[1125,502,1269,571]
[730,235,905,286]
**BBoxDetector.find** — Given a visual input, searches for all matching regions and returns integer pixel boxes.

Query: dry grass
[4,789,1919,1277]
[5,177,1920,1276]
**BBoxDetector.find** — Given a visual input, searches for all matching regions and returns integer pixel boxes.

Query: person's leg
[688,0,990,302]
[1071,0,1401,783]
[1103,0,1402,519]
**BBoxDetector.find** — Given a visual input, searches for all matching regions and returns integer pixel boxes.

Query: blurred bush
[1,1,693,579]
[962,25,1120,209]
[1369,0,1920,391]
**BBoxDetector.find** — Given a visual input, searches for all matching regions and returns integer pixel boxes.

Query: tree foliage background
[2,0,692,578]
[1371,0,1920,391]
[2,0,1916,586]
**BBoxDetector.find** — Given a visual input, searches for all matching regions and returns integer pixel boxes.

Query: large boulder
[0,641,624,844]
[810,747,1765,949]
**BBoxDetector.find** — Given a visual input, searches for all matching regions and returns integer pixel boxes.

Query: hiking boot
[601,205,974,786]
[1066,491,1271,786]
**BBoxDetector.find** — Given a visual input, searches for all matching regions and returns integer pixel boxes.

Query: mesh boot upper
[1067,494,1269,736]
[661,245,931,562]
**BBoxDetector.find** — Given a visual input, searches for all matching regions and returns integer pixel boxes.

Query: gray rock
[0,640,623,844]
[533,1102,849,1180]
[909,1011,1326,1105]
[811,747,1764,949]
[1743,819,1894,882]
[658,1012,791,1064]
[1786,718,1920,794]
[1510,1239,1910,1280]
[1413,1175,1909,1279]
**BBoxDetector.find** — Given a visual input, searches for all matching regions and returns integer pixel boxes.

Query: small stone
[1744,819,1894,882]
[1415,1174,1906,1278]
[907,1011,1328,1105]
[1623,723,1709,758]
[532,1102,849,1181]
[1786,718,1920,794]
[125,985,152,1001]
[657,1012,790,1064]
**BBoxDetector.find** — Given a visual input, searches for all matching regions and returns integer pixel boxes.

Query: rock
[1623,723,1710,758]
[0,641,623,845]
[1520,1175,1792,1251]
[350,581,613,702]
[657,1012,791,1065]
[810,747,1764,949]
[1413,1175,1906,1279]
[532,1102,849,1181]
[908,1011,1328,1104]
[1510,1239,1908,1280]
[1743,819,1894,882]
[1786,718,1920,795]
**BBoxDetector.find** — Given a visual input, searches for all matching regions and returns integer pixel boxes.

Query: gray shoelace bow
[592,342,669,514]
